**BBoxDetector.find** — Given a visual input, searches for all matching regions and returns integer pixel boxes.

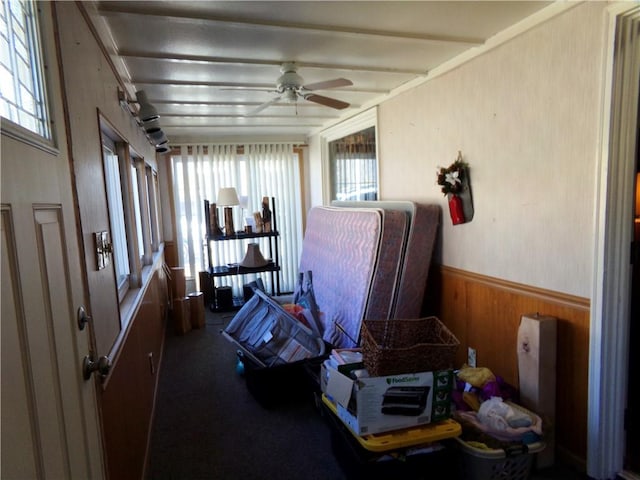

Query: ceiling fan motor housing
[277,63,304,92]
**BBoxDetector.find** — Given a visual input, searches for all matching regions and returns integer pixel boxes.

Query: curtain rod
[170,143,308,147]
[167,144,307,155]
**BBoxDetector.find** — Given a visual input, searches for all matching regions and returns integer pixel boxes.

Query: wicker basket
[360,317,459,376]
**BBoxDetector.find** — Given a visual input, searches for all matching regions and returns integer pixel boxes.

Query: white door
[0,2,104,478]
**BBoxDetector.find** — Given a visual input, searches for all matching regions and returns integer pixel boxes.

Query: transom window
[0,0,50,139]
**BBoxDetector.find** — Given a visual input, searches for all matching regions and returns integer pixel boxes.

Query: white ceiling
[87,1,553,144]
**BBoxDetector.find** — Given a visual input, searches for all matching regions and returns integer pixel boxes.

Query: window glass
[147,167,161,251]
[103,143,130,294]
[130,162,144,260]
[0,0,50,139]
[329,126,377,202]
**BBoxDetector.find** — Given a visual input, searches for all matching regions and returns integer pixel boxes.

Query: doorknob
[83,354,111,380]
[77,306,91,331]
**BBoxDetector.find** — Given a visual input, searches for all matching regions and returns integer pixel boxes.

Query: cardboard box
[322,361,454,436]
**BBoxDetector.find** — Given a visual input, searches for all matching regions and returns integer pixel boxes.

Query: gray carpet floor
[146,310,587,480]
[146,311,348,480]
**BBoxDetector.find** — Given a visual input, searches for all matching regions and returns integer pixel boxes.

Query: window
[320,108,378,204]
[101,117,151,298]
[147,167,161,252]
[103,139,130,297]
[330,126,377,202]
[130,160,145,261]
[171,143,304,296]
[0,0,50,139]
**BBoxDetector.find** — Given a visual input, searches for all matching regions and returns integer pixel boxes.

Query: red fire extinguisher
[448,194,465,225]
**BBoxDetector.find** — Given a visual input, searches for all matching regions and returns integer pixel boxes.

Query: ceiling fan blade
[302,78,353,91]
[245,96,281,116]
[303,93,350,110]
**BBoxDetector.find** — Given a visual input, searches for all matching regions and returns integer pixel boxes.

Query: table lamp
[217,187,239,235]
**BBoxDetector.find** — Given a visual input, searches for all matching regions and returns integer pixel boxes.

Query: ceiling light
[144,118,162,134]
[118,87,170,153]
[149,130,167,146]
[283,89,297,103]
[135,90,159,123]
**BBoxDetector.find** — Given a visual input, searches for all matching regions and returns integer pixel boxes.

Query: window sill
[1,117,58,155]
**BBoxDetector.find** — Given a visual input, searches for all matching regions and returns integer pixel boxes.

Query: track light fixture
[150,130,168,146]
[134,90,159,123]
[118,87,170,154]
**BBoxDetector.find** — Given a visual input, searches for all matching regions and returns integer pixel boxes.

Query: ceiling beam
[165,124,325,129]
[97,6,485,46]
[116,51,429,76]
[161,114,336,119]
[130,79,384,94]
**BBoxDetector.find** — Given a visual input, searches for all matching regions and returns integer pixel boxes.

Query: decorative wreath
[436,151,468,196]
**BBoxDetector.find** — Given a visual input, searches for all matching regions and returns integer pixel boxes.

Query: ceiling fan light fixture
[247,61,354,116]
[283,89,298,103]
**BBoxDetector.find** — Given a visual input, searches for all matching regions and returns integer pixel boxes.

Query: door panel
[1,206,41,479]
[0,3,104,477]
[1,146,104,479]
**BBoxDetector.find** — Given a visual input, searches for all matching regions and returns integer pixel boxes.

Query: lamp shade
[217,187,239,206]
[135,90,159,123]
[240,243,269,268]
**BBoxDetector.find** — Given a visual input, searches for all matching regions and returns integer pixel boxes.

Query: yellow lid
[322,394,461,452]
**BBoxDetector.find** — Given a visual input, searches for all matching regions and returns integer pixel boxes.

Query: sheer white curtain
[172,143,303,297]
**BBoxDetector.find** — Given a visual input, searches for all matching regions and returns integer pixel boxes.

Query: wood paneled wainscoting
[100,262,169,480]
[431,265,590,469]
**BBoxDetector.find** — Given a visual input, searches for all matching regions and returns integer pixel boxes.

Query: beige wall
[55,2,159,355]
[309,2,607,299]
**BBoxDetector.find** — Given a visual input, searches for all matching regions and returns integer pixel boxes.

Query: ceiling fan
[247,62,353,115]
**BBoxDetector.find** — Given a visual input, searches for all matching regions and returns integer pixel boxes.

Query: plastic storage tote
[453,436,545,480]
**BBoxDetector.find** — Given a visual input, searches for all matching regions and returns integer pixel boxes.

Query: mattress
[298,206,382,347]
[361,208,408,321]
[332,201,440,318]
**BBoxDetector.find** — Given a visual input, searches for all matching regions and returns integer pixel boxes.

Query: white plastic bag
[456,398,543,443]
[477,397,512,431]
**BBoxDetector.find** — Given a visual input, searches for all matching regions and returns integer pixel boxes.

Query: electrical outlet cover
[468,347,477,368]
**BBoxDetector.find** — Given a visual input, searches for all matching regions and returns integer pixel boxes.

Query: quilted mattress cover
[298,206,382,347]
[332,201,440,319]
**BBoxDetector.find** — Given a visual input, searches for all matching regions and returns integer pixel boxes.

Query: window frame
[115,141,143,289]
[147,166,161,252]
[102,135,131,299]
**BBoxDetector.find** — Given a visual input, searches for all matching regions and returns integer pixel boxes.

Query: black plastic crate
[237,348,328,408]
[320,399,456,480]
